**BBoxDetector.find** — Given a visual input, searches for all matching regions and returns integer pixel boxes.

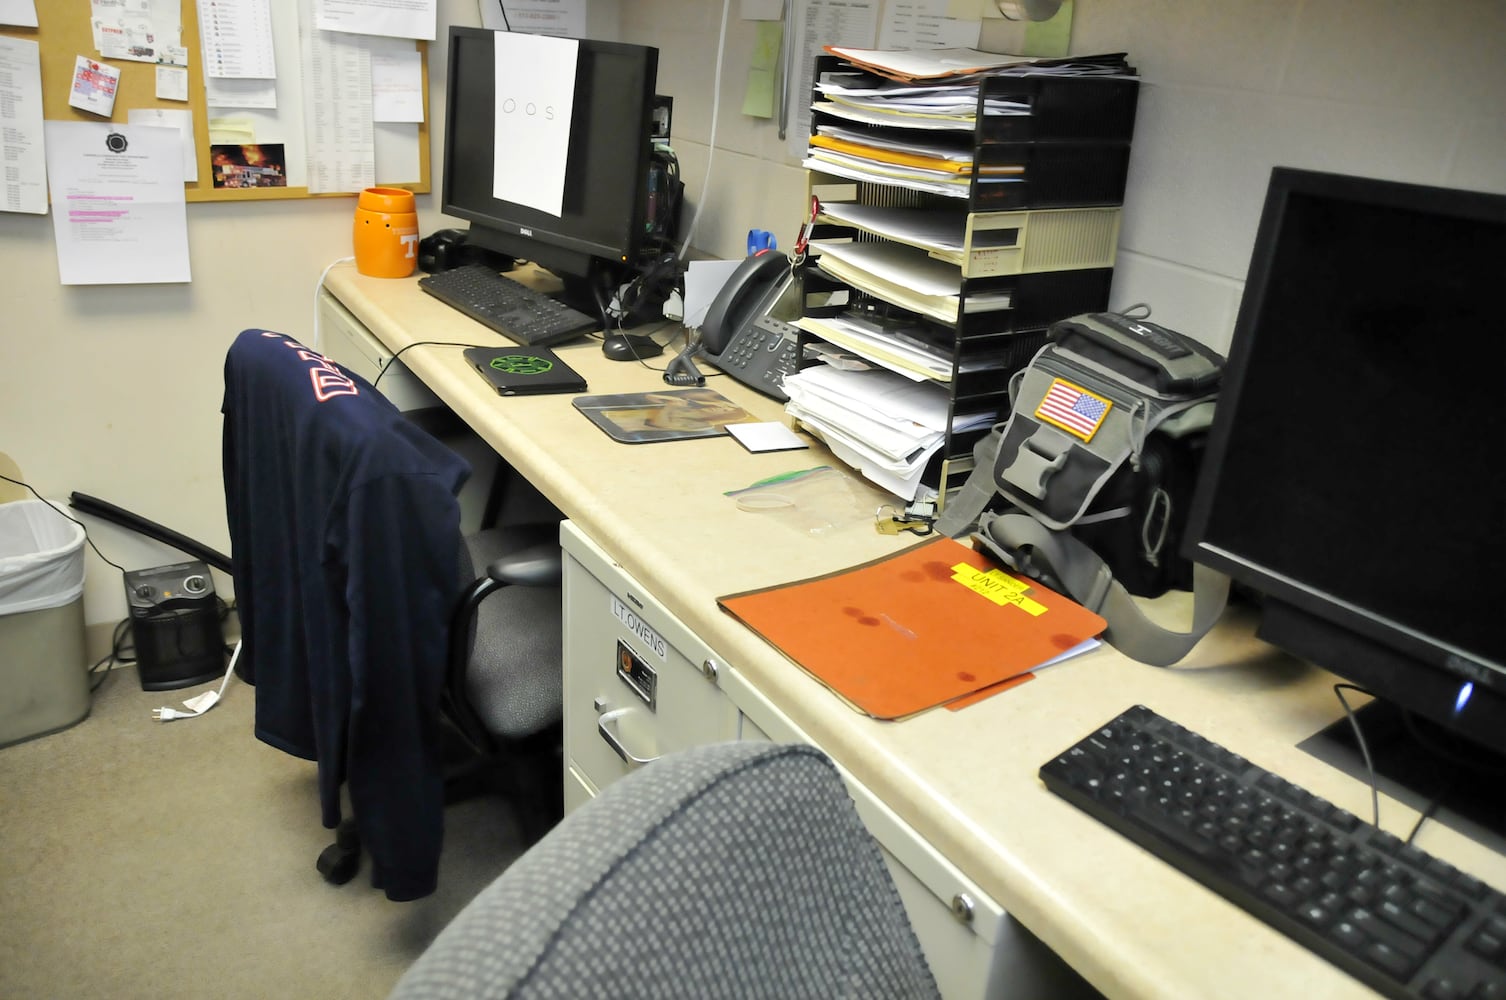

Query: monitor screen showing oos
[441,27,658,305]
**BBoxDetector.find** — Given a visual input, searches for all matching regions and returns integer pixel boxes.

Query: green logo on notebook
[490,355,553,376]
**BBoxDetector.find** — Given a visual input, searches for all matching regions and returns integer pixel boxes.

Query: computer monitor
[1183,167,1506,828]
[441,27,658,314]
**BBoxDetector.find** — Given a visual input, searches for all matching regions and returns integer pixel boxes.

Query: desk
[320,262,1504,1000]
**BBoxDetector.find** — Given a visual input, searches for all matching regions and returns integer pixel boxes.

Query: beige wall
[2,0,1503,628]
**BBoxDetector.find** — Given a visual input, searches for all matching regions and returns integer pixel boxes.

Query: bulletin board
[8,0,429,202]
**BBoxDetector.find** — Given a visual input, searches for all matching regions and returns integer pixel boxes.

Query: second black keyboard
[419,263,598,347]
[1041,705,1506,1000]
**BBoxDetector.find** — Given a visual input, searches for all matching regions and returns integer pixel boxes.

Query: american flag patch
[1035,379,1112,441]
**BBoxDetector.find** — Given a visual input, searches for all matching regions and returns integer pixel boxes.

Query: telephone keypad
[707,314,800,402]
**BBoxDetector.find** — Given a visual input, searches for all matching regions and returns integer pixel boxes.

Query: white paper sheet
[316,0,435,41]
[0,0,37,28]
[784,0,879,160]
[372,50,424,122]
[303,24,375,194]
[877,0,980,50]
[0,35,47,215]
[68,56,121,117]
[128,107,199,182]
[197,0,276,78]
[43,121,190,285]
[481,0,586,38]
[492,32,577,217]
[155,65,189,101]
[92,0,185,65]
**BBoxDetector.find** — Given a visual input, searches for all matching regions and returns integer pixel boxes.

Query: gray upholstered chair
[388,741,941,999]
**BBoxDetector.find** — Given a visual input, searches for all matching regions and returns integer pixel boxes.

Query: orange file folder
[718,537,1106,720]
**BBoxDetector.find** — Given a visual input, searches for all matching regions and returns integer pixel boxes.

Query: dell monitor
[442,27,658,320]
[1184,167,1506,834]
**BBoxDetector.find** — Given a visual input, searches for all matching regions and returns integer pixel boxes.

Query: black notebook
[463,346,586,396]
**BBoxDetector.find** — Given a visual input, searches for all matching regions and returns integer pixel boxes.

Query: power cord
[373,340,488,390]
[1333,682,1382,829]
[674,0,731,262]
[153,640,240,722]
[312,255,356,353]
[0,473,126,573]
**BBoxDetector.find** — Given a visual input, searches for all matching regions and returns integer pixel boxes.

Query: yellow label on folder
[951,563,1048,616]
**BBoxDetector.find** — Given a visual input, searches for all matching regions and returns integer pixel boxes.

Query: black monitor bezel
[1183,166,1506,756]
[440,26,657,282]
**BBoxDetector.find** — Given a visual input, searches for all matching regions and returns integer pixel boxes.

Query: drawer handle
[597,707,661,767]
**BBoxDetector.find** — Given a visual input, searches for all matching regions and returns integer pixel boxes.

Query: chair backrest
[388,741,940,1000]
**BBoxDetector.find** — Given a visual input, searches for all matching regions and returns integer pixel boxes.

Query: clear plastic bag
[725,466,868,536]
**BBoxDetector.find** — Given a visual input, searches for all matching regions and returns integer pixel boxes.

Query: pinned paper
[742,21,782,119]
[68,56,120,117]
[155,65,189,102]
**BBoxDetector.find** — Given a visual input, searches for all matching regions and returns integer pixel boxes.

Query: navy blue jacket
[222,329,469,901]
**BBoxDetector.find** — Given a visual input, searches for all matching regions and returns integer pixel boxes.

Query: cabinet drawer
[561,522,738,798]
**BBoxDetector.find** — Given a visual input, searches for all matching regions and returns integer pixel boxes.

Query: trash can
[0,500,91,748]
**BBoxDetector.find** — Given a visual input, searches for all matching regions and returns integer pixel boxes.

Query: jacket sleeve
[342,472,463,902]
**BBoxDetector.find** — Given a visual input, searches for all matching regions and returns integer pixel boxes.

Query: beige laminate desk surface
[322,262,1504,1000]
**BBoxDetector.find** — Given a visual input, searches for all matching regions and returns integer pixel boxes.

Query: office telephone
[697,250,801,402]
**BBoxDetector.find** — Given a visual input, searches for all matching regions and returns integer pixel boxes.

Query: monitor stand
[1299,697,1506,851]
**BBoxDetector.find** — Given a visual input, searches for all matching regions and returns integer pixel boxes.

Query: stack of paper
[783,362,989,501]
[804,47,1134,197]
[823,47,1134,84]
[812,240,1010,324]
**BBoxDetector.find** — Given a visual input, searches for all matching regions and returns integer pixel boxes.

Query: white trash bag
[0,500,87,616]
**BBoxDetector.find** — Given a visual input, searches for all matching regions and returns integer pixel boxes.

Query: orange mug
[353,187,419,278]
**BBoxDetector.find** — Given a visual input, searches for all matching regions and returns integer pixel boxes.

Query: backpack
[935,309,1232,666]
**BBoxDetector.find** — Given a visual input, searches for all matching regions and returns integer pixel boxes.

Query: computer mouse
[601,334,665,361]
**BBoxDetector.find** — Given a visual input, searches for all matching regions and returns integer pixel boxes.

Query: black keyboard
[1041,705,1506,1000]
[418,263,598,346]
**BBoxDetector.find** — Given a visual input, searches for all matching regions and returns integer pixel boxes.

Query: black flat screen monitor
[442,27,657,306]
[1184,167,1506,770]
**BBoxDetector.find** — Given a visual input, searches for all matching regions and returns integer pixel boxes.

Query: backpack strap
[933,427,1005,538]
[972,512,1230,667]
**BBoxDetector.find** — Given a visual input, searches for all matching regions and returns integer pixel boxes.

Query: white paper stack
[783,363,989,501]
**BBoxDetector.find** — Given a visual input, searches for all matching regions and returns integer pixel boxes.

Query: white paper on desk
[317,0,436,41]
[682,259,746,332]
[196,0,276,79]
[726,422,808,453]
[44,121,190,285]
[0,0,37,28]
[128,107,198,182]
[0,35,47,215]
[372,50,424,122]
[492,33,577,216]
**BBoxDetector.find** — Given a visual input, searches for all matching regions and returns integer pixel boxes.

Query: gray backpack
[936,310,1232,666]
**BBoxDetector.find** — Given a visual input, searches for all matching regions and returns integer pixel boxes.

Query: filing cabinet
[559,520,1097,1000]
[561,521,740,805]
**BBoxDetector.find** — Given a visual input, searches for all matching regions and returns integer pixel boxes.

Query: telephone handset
[696,250,802,402]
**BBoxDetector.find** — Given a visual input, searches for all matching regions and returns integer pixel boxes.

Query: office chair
[221,329,564,901]
[387,742,941,1000]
